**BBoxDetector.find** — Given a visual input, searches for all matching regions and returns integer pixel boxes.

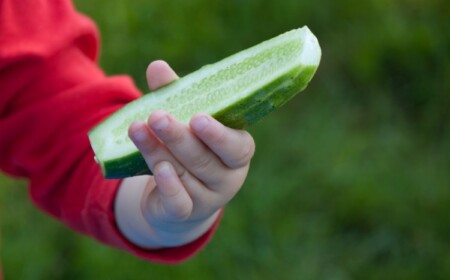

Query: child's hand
[115,61,255,248]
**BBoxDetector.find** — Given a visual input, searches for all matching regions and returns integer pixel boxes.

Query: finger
[147,110,227,188]
[146,60,179,91]
[129,120,208,199]
[150,161,193,222]
[190,113,255,169]
[128,120,182,175]
[129,120,169,170]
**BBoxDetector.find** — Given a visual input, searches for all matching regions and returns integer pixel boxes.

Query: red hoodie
[0,0,217,270]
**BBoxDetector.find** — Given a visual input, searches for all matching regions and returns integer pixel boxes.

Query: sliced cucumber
[89,26,321,178]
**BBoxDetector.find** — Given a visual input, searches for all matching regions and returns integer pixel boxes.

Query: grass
[1,0,449,279]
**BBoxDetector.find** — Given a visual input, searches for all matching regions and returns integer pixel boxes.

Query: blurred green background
[1,0,449,279]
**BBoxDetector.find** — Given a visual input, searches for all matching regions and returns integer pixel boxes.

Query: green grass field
[1,0,449,279]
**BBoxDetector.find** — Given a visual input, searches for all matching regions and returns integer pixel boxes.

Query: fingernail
[157,161,173,178]
[192,115,209,132]
[151,114,170,131]
[131,123,147,142]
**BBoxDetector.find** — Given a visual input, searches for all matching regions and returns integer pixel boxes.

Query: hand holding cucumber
[114,61,255,248]
[110,27,321,249]
[89,27,321,178]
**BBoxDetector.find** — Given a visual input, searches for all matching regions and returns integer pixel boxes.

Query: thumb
[146,60,179,91]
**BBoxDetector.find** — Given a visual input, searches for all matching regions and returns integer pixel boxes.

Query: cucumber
[89,26,321,178]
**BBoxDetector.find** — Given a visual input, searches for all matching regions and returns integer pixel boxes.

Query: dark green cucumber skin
[103,152,151,178]
[103,64,318,179]
[215,65,317,128]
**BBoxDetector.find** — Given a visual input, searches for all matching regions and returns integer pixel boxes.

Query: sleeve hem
[87,176,222,263]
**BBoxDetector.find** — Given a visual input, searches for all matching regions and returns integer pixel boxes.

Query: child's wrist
[145,210,220,248]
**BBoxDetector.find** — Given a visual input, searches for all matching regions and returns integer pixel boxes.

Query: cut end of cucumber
[299,27,321,66]
[89,26,321,178]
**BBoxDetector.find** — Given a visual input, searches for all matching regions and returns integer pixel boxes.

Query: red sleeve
[0,0,218,263]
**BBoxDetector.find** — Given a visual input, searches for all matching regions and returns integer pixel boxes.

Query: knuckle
[191,154,214,172]
[177,168,195,189]
[142,139,159,156]
[212,128,228,146]
[177,167,189,182]
[211,172,244,202]
[165,125,185,145]
[168,203,192,221]
[232,132,255,168]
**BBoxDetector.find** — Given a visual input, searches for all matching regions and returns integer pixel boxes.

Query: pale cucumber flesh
[89,26,321,178]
